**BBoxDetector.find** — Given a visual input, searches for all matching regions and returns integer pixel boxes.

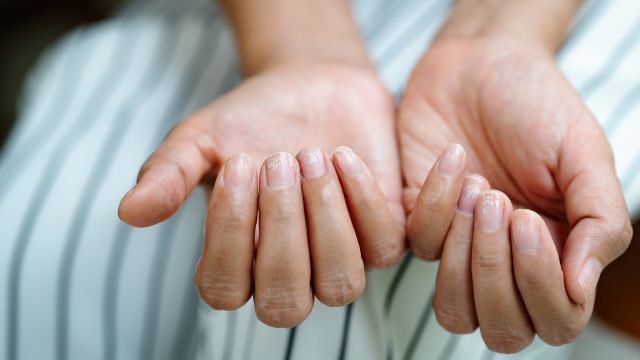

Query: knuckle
[194,272,249,310]
[362,240,405,268]
[255,287,312,328]
[408,233,442,261]
[433,302,477,334]
[473,251,503,271]
[482,327,534,354]
[315,268,365,306]
[540,318,586,346]
[615,219,633,254]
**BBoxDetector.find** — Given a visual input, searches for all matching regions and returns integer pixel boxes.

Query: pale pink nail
[578,258,603,304]
[438,143,464,175]
[223,153,254,190]
[457,176,483,213]
[334,146,363,177]
[265,152,296,189]
[513,211,540,252]
[477,191,503,232]
[297,148,326,179]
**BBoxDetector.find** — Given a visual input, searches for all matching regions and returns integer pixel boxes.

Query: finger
[558,123,633,304]
[297,148,365,306]
[511,209,590,345]
[118,117,220,227]
[194,154,257,310]
[332,146,405,268]
[434,174,489,333]
[254,152,313,328]
[472,190,534,353]
[407,143,466,260]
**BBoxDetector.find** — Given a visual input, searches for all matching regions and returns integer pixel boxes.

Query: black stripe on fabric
[0,31,87,205]
[438,334,459,360]
[338,302,355,360]
[5,18,137,360]
[374,0,449,67]
[383,253,414,360]
[557,0,610,58]
[284,327,297,360]
[102,19,228,359]
[579,16,640,98]
[402,290,434,360]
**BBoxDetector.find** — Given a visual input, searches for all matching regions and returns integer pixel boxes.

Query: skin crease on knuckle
[433,298,477,334]
[194,271,249,311]
[482,327,534,354]
[255,286,312,328]
[539,317,586,347]
[314,266,365,306]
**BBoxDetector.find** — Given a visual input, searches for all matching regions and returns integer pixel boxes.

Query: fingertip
[475,190,512,233]
[437,143,466,176]
[117,178,181,227]
[332,146,364,178]
[511,209,541,254]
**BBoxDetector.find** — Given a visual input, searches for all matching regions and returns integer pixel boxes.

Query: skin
[402,0,633,353]
[118,0,405,328]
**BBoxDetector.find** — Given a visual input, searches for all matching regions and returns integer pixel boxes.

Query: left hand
[398,36,632,352]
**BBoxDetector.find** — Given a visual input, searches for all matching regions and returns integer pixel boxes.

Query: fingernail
[578,258,603,304]
[297,148,325,179]
[477,192,503,232]
[438,144,464,175]
[334,146,363,177]
[457,176,483,213]
[265,152,296,189]
[223,153,254,190]
[513,211,539,252]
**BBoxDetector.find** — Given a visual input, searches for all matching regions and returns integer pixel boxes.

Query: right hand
[118,63,406,327]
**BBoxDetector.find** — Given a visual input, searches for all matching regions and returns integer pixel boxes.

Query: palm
[195,64,402,211]
[399,39,603,242]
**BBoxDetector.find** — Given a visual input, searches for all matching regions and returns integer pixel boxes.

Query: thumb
[558,123,632,305]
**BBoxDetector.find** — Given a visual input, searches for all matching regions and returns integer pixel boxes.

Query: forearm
[436,0,583,53]
[219,0,371,75]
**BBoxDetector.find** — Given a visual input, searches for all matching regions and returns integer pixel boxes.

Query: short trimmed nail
[265,152,296,189]
[513,211,539,252]
[297,148,325,179]
[334,146,363,177]
[223,153,254,190]
[457,176,483,213]
[438,144,464,175]
[578,258,603,304]
[477,192,503,232]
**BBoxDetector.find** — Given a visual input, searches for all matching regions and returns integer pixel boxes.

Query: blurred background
[0,0,123,148]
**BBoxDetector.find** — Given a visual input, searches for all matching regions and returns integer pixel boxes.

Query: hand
[398,37,632,352]
[118,64,405,327]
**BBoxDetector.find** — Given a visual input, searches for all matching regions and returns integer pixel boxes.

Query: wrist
[435,0,582,54]
[220,0,372,76]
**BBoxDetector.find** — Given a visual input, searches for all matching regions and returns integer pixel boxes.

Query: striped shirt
[1,0,639,359]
